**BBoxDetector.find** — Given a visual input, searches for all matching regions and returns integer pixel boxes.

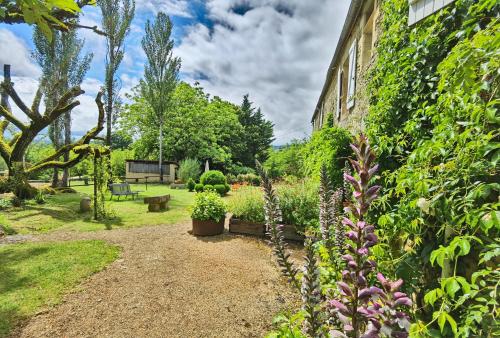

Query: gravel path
[11,222,301,338]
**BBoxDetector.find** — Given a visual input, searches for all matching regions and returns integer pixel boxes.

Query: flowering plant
[190,191,227,222]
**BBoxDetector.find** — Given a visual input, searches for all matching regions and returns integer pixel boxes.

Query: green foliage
[233,94,274,167]
[190,191,227,222]
[276,179,319,232]
[213,184,227,196]
[203,184,214,192]
[34,190,46,205]
[228,186,265,223]
[264,141,306,179]
[0,198,11,210]
[0,177,9,194]
[300,126,352,187]
[178,158,201,183]
[187,178,195,192]
[110,149,133,179]
[366,0,500,335]
[200,170,227,186]
[236,173,260,186]
[0,0,84,41]
[120,82,245,170]
[194,183,204,192]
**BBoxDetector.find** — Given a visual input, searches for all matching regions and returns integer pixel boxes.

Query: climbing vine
[366,0,499,336]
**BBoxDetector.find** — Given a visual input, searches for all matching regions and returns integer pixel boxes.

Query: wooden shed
[125,160,178,183]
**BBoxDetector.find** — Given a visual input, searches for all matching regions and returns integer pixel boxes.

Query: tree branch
[1,81,41,121]
[27,91,105,173]
[45,86,84,120]
[0,104,27,131]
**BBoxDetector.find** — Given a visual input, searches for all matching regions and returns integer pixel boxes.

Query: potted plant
[191,191,227,236]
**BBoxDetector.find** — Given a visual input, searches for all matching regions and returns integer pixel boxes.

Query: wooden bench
[144,195,170,212]
[109,183,141,200]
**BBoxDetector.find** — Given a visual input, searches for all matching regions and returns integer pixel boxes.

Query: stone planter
[228,216,304,242]
[192,218,225,236]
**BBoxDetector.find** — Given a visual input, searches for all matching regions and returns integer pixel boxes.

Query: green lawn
[0,240,120,337]
[1,184,196,234]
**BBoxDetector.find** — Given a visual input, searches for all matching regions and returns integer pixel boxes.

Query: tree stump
[144,195,170,212]
[80,197,91,212]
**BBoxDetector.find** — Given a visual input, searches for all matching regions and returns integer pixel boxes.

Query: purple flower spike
[326,135,411,337]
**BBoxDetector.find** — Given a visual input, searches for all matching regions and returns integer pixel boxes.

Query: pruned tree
[140,12,181,182]
[0,64,105,196]
[33,26,93,187]
[97,0,135,147]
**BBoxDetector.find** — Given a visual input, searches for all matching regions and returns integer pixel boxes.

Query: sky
[0,0,350,145]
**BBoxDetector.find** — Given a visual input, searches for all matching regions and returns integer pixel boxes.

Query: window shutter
[347,40,357,109]
[336,69,342,120]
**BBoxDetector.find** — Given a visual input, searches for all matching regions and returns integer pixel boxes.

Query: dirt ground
[10,222,302,338]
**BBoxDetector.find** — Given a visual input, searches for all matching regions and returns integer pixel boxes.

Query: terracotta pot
[192,218,225,236]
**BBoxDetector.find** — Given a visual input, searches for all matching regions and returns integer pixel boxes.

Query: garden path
[11,222,300,338]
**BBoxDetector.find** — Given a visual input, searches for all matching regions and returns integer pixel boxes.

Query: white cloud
[0,29,40,78]
[135,0,192,17]
[175,0,350,144]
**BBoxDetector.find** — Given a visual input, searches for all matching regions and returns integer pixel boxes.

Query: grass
[1,184,196,234]
[0,240,120,337]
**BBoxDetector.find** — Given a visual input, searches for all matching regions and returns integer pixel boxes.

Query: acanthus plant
[329,134,412,338]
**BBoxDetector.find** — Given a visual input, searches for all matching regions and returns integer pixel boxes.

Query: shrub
[226,173,237,184]
[0,177,9,194]
[178,158,201,183]
[224,183,230,193]
[276,179,319,232]
[228,187,265,223]
[194,183,204,192]
[203,184,214,192]
[200,170,226,186]
[35,190,46,205]
[237,173,261,186]
[213,184,226,196]
[110,149,134,179]
[300,126,352,187]
[0,198,10,210]
[11,196,22,207]
[187,178,196,192]
[191,191,227,222]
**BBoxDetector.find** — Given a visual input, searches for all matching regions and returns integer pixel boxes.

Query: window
[408,0,456,26]
[347,40,357,109]
[336,69,343,120]
[361,9,375,70]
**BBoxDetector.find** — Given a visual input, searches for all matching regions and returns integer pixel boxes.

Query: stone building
[311,0,457,132]
[125,160,178,183]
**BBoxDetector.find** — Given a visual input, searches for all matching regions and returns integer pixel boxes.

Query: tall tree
[140,12,181,182]
[97,0,135,146]
[236,94,274,167]
[33,26,93,187]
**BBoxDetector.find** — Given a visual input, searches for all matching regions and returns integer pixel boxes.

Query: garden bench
[109,183,141,200]
[144,194,170,212]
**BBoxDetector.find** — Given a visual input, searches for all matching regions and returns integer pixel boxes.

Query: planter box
[228,217,304,242]
[229,218,265,237]
[192,218,225,236]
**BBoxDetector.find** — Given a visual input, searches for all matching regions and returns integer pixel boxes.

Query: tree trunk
[61,111,71,187]
[105,76,113,147]
[159,122,163,183]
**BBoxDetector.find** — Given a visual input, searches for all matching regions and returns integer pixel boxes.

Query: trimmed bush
[194,183,204,192]
[203,184,214,192]
[200,170,226,186]
[213,184,226,196]
[187,178,196,192]
[224,183,231,193]
[191,191,227,222]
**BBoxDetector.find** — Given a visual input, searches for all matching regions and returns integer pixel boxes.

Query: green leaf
[437,312,447,333]
[424,288,442,306]
[445,313,457,334]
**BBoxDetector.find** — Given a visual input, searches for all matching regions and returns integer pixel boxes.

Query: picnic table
[144,194,170,212]
[109,183,141,200]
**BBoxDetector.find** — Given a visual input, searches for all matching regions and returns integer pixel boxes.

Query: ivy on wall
[366,0,499,336]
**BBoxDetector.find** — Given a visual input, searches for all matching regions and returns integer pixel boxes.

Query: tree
[0,0,98,40]
[0,64,105,197]
[32,26,93,187]
[97,0,135,147]
[140,12,181,182]
[235,94,274,167]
